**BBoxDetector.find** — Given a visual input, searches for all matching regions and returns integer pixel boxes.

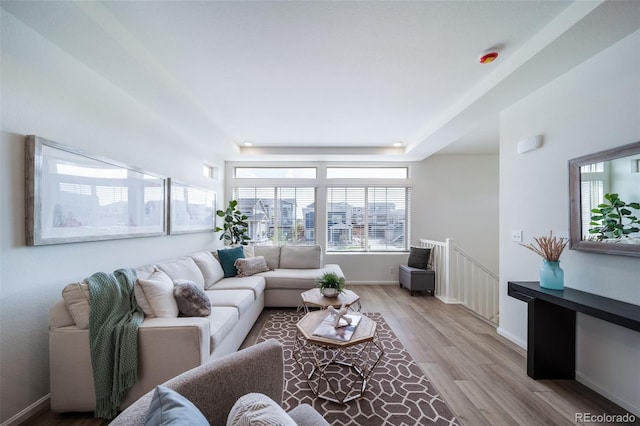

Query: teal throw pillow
[217,246,246,278]
[144,385,208,426]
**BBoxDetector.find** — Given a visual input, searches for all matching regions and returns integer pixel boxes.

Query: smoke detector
[479,51,499,64]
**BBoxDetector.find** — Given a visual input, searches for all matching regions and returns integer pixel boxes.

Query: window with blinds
[233,187,316,245]
[327,187,410,252]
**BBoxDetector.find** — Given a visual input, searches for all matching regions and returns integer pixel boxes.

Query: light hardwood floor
[24,284,634,425]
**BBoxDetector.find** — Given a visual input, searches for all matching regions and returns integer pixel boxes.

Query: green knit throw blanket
[87,268,143,419]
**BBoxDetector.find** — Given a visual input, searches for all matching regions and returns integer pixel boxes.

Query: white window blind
[580,162,608,239]
[327,187,409,252]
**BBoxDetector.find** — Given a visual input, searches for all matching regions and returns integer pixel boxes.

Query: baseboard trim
[575,372,640,417]
[346,281,398,285]
[1,394,50,426]
[435,295,462,305]
[496,327,527,349]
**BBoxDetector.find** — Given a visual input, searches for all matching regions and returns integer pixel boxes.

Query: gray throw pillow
[173,279,211,317]
[235,256,270,277]
[408,247,431,270]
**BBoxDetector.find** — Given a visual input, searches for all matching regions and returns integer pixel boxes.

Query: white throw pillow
[227,393,296,426]
[135,268,179,318]
[61,282,91,329]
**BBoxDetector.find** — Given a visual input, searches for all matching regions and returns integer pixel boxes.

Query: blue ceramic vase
[539,260,564,290]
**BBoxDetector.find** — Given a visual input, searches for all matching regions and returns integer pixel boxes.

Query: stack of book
[312,312,362,342]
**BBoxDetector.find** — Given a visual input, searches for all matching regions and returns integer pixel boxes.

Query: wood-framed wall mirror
[569,140,640,257]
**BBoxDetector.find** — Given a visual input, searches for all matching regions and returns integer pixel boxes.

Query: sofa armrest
[50,316,211,412]
[120,317,211,407]
[111,339,284,425]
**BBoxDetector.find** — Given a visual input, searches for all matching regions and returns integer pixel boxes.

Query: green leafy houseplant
[317,272,346,297]
[589,193,640,241]
[215,200,250,245]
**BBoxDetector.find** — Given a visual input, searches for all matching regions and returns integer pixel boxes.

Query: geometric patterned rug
[257,311,460,426]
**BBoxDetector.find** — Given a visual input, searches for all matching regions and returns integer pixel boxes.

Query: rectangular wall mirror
[26,135,167,245]
[168,179,216,234]
[569,140,640,257]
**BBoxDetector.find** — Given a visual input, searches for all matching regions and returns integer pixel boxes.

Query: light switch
[511,230,523,242]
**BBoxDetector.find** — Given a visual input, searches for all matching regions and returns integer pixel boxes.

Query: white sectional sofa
[48,244,343,413]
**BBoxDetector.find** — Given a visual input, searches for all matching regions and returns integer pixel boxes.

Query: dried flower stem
[520,231,568,261]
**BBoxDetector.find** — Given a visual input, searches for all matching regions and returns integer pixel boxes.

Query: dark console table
[507,281,640,380]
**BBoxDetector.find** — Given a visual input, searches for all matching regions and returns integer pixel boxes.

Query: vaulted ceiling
[3,1,639,161]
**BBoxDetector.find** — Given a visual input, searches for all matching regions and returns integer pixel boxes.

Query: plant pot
[321,288,338,298]
[539,260,564,290]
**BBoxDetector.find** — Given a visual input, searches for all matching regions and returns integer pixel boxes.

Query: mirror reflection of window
[580,162,609,239]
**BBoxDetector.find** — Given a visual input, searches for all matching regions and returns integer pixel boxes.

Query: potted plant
[520,231,568,290]
[317,272,346,298]
[215,200,250,245]
[589,193,640,241]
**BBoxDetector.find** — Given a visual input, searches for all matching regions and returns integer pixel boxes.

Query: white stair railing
[420,238,499,324]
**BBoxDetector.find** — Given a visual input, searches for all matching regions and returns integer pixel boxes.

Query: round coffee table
[300,288,361,313]
[292,310,384,404]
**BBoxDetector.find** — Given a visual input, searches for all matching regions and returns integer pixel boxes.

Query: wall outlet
[389,266,396,275]
[511,230,523,242]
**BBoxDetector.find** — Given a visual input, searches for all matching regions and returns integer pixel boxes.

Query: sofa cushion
[208,276,266,300]
[189,251,224,288]
[217,246,245,278]
[258,264,344,290]
[135,268,179,318]
[145,385,208,426]
[136,264,155,280]
[243,245,255,258]
[208,306,239,353]
[227,392,296,426]
[49,299,75,329]
[279,245,322,269]
[156,257,205,289]
[206,289,254,316]
[173,280,211,317]
[235,256,270,277]
[253,246,281,270]
[62,282,91,329]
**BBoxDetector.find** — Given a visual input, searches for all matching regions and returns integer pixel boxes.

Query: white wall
[411,154,499,273]
[499,30,640,415]
[0,13,224,423]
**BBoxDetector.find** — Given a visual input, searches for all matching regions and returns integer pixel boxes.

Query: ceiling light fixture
[243,141,253,146]
[393,142,403,147]
[479,51,499,64]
